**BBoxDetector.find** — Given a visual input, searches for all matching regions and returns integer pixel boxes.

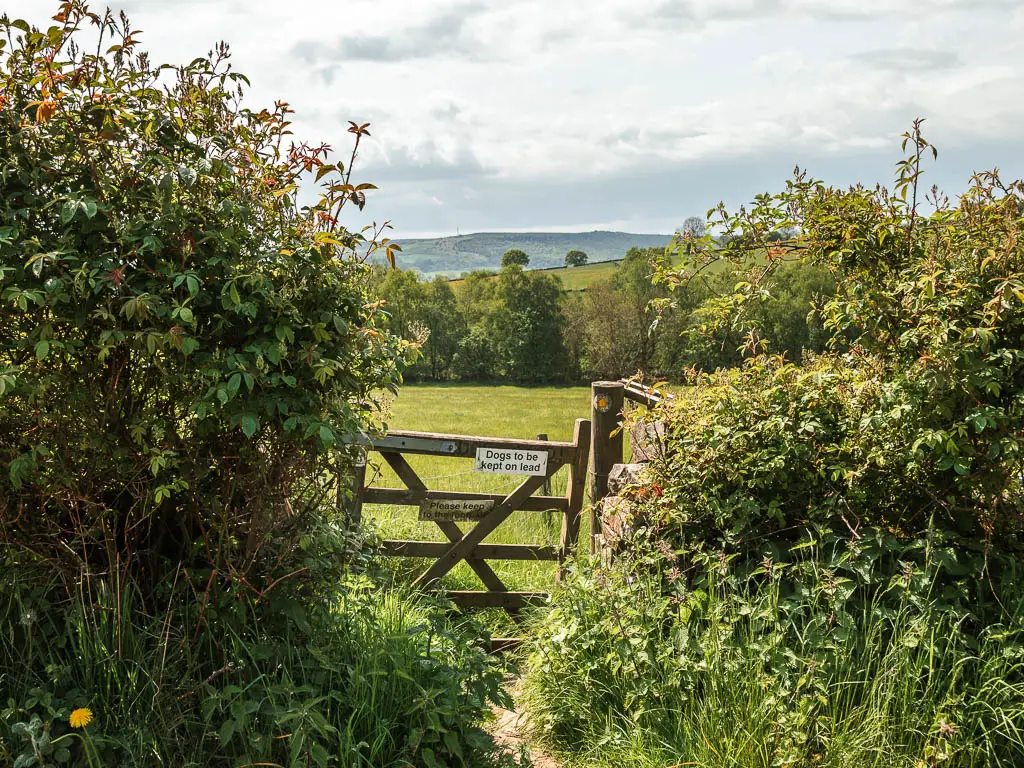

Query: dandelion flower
[69,708,93,729]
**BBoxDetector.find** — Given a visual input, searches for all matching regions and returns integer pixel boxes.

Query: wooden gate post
[536,434,552,496]
[350,448,367,525]
[590,381,624,553]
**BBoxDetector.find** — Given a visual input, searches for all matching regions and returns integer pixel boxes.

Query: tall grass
[523,537,1024,768]
[0,554,513,767]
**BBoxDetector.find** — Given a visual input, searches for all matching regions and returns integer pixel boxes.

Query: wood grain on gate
[351,420,591,615]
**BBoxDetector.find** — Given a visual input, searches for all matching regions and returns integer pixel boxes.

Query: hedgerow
[647,122,1024,552]
[525,124,1024,766]
[0,4,509,766]
[0,0,403,588]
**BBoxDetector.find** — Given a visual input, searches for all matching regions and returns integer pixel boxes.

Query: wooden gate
[352,419,591,613]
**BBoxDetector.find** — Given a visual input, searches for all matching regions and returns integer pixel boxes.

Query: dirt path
[490,676,562,768]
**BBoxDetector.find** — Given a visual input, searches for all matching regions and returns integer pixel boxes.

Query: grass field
[447,258,625,292]
[529,259,623,291]
[364,384,595,617]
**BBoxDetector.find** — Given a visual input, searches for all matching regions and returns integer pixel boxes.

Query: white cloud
[2,0,1022,236]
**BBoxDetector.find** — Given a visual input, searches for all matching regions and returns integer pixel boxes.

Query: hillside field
[444,248,712,293]
[447,257,624,291]
[394,230,672,275]
[515,258,624,291]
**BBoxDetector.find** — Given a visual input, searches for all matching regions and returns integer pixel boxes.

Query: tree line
[373,246,834,383]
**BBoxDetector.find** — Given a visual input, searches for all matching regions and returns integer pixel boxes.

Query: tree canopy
[501,248,530,268]
[677,216,706,239]
[655,121,1024,550]
[564,249,588,267]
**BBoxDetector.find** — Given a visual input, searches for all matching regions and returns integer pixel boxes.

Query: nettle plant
[0,2,406,584]
[652,121,1024,551]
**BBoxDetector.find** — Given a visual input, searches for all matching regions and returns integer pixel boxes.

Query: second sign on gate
[419,498,495,522]
[474,447,549,475]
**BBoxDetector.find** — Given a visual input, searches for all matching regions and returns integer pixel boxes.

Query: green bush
[651,122,1024,550]
[0,6,510,767]
[646,353,951,548]
[0,3,405,585]
[525,126,1024,766]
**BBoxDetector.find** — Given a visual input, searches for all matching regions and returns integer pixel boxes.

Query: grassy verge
[0,552,514,767]
[522,535,1024,768]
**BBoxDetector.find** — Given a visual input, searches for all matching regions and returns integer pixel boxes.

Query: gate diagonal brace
[414,461,563,588]
[379,451,506,592]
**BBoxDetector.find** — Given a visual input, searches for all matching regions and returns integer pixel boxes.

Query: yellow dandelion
[69,708,93,729]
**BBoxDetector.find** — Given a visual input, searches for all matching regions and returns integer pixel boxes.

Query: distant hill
[392,230,673,276]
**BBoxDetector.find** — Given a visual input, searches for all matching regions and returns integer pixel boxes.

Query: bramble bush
[0,4,511,766]
[0,0,404,588]
[648,121,1024,551]
[525,125,1024,767]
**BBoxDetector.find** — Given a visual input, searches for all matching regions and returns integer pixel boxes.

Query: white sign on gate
[474,447,549,476]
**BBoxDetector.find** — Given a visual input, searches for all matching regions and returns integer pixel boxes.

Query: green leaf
[443,731,464,759]
[34,340,49,360]
[81,199,98,218]
[178,306,194,323]
[227,373,241,397]
[240,414,259,438]
[218,719,236,745]
[318,425,335,447]
[177,165,197,186]
[60,200,78,224]
[309,743,331,766]
[0,373,16,397]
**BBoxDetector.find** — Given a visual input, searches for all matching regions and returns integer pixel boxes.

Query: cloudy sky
[6,0,1024,237]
